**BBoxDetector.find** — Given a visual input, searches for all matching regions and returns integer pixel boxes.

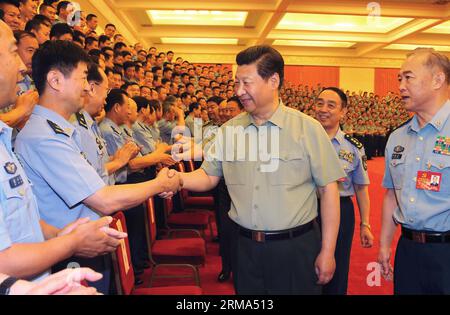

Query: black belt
[401,227,450,244]
[238,220,314,243]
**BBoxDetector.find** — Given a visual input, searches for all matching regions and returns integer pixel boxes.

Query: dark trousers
[216,179,232,273]
[394,236,450,294]
[230,221,322,295]
[322,196,355,295]
[52,255,112,295]
[120,172,149,269]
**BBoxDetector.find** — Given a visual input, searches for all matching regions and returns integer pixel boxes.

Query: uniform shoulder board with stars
[392,116,413,133]
[75,112,88,129]
[47,120,69,137]
[344,134,363,150]
[110,126,121,135]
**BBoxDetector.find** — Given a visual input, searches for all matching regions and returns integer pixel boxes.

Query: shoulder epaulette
[75,112,88,129]
[344,134,363,149]
[110,126,121,135]
[47,120,69,137]
[123,128,131,137]
[392,116,413,132]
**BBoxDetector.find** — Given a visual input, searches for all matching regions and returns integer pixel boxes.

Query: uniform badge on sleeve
[362,155,368,171]
[4,162,17,175]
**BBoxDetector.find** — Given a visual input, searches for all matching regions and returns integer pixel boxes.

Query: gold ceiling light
[147,10,248,26]
[423,21,450,34]
[276,13,412,33]
[160,37,238,45]
[273,40,355,48]
[384,44,450,52]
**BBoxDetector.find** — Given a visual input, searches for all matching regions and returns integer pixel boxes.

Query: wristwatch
[0,276,19,295]
[360,222,372,230]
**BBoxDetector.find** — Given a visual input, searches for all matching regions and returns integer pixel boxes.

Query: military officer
[71,63,139,185]
[315,87,374,295]
[379,48,450,294]
[0,20,126,288]
[14,41,182,293]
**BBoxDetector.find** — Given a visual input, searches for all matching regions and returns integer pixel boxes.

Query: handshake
[156,167,183,199]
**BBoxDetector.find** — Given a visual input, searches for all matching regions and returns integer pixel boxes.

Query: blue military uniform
[132,121,156,155]
[383,100,450,294]
[321,128,370,295]
[15,105,110,293]
[148,123,161,143]
[99,117,128,184]
[100,118,149,273]
[0,120,49,282]
[71,110,114,185]
[157,119,177,144]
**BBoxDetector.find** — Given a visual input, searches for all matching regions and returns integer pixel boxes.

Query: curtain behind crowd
[374,68,400,97]
[284,65,339,89]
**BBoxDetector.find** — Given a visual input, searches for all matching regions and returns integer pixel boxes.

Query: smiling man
[175,45,344,295]
[315,87,373,295]
[378,48,450,295]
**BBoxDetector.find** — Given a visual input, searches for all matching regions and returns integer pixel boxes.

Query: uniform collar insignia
[47,120,69,137]
[75,112,88,129]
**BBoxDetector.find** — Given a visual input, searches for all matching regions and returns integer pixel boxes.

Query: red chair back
[110,211,135,295]
[145,197,158,245]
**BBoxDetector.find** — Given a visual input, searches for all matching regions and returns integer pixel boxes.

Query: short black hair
[87,63,104,84]
[105,23,115,29]
[133,96,149,112]
[98,35,110,45]
[123,61,135,71]
[0,0,20,8]
[188,102,200,113]
[88,48,101,58]
[320,87,348,109]
[56,1,70,15]
[32,40,91,95]
[105,88,128,113]
[85,36,97,46]
[236,45,284,90]
[207,96,224,105]
[149,99,161,112]
[13,30,36,43]
[30,14,51,25]
[228,96,243,109]
[25,16,50,33]
[113,42,127,51]
[50,23,73,40]
[86,13,97,21]
[72,29,85,44]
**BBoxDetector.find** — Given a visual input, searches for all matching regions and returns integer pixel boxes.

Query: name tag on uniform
[416,171,441,192]
[9,175,24,189]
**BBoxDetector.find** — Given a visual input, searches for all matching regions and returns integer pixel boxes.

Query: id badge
[416,171,441,192]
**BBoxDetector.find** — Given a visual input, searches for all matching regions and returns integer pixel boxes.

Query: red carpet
[139,157,399,295]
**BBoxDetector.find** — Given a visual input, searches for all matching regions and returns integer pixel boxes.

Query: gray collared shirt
[201,103,345,231]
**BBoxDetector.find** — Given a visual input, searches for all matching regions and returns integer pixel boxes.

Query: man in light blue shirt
[71,64,138,185]
[15,40,183,293]
[0,20,125,286]
[379,48,450,294]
